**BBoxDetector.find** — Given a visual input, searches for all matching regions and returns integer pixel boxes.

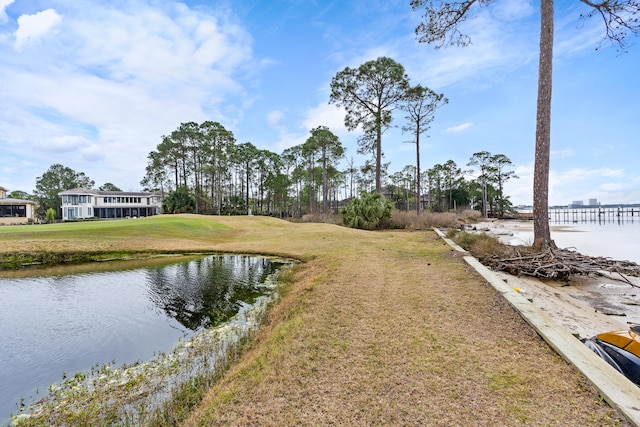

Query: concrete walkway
[435,228,640,426]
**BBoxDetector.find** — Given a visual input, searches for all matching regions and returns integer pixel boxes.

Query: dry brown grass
[391,209,482,229]
[0,215,630,426]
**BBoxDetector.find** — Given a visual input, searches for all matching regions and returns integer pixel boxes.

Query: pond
[0,255,287,424]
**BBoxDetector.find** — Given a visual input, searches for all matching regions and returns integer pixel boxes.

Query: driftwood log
[478,247,640,286]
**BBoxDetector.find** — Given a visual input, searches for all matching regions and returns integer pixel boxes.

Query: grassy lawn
[0,215,630,426]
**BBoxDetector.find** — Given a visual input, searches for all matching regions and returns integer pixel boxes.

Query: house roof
[98,190,155,196]
[0,198,36,205]
[58,188,159,197]
[58,188,100,196]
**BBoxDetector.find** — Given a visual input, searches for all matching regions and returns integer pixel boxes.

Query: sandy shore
[476,220,640,339]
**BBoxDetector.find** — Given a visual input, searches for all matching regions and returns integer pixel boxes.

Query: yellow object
[513,287,521,293]
[597,330,640,358]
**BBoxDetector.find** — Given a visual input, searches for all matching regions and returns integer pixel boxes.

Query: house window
[1,205,26,217]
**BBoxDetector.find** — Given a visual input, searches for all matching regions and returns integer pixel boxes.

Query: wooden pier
[550,207,640,223]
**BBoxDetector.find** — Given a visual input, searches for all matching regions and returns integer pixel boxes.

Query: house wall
[60,191,163,220]
[0,201,36,225]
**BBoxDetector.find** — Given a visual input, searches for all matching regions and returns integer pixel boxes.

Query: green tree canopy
[162,186,196,214]
[400,84,448,214]
[330,56,410,193]
[312,126,344,213]
[99,183,122,191]
[33,164,94,219]
[7,190,32,200]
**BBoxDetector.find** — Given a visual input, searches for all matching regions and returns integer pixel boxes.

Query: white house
[59,188,164,220]
[0,186,37,225]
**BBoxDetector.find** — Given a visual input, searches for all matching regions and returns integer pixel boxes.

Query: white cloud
[446,122,472,133]
[492,0,535,21]
[268,131,308,154]
[258,102,355,156]
[267,110,285,128]
[302,103,349,136]
[503,163,634,206]
[64,5,251,93]
[559,167,624,182]
[1,1,256,191]
[554,4,606,57]
[597,182,625,192]
[544,167,631,205]
[0,0,14,25]
[550,149,574,159]
[15,9,62,50]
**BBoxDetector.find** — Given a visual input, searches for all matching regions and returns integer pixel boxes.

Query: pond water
[0,255,281,423]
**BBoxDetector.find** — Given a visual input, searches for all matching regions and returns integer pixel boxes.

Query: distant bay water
[502,208,640,264]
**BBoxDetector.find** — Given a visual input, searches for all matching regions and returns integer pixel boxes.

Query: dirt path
[183,230,628,426]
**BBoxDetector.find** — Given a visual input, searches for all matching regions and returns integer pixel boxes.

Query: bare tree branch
[579,0,640,51]
[410,0,492,48]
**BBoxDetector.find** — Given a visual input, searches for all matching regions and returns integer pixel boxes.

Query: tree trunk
[322,152,328,213]
[375,126,382,193]
[533,0,556,250]
[416,125,421,215]
[245,166,250,215]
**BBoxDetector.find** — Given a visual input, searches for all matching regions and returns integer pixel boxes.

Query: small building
[0,186,37,225]
[59,188,164,221]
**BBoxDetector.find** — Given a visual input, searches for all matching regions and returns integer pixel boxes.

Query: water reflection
[146,256,275,330]
[0,255,280,423]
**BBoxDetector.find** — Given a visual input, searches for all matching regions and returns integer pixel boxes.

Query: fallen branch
[479,247,640,286]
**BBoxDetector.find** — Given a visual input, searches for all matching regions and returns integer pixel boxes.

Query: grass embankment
[0,215,629,426]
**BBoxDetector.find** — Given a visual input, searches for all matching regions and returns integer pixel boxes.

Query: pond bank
[0,250,216,270]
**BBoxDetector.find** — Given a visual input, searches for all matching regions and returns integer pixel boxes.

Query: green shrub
[341,192,392,230]
[45,208,56,223]
[162,186,196,214]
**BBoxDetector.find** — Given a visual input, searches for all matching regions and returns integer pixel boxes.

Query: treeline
[8,127,517,220]
[141,120,518,218]
[141,122,346,217]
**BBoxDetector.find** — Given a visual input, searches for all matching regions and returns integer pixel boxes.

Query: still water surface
[0,255,278,422]
[503,217,640,264]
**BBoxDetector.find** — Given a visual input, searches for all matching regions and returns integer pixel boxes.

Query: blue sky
[0,0,638,206]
